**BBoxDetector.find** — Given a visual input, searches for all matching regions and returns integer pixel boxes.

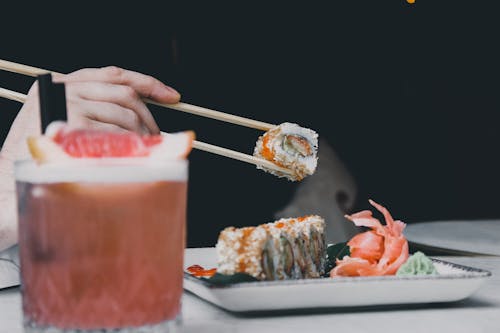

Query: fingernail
[165,85,180,97]
[153,84,180,102]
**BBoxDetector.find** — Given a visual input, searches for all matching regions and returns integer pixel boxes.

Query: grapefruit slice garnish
[27,122,195,163]
[27,136,71,163]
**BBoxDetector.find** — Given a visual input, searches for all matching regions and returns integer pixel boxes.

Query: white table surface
[405,220,500,256]
[0,256,499,333]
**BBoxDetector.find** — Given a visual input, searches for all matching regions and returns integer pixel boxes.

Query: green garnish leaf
[327,242,350,262]
[324,242,350,276]
[206,272,259,285]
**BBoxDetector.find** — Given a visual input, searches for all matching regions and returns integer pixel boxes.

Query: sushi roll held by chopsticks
[254,123,318,181]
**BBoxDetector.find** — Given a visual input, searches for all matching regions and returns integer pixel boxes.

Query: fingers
[66,82,160,134]
[57,66,181,104]
[68,100,147,134]
[68,116,129,133]
[81,120,129,133]
[37,66,179,134]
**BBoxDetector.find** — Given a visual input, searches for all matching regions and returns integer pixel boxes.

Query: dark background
[1,2,500,247]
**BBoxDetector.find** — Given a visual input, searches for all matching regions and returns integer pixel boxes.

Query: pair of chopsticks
[0,59,292,175]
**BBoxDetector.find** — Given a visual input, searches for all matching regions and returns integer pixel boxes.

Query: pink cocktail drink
[16,160,188,332]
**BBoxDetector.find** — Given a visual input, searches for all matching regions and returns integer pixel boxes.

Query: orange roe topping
[276,222,285,228]
[261,133,275,161]
[238,228,254,272]
[260,133,285,167]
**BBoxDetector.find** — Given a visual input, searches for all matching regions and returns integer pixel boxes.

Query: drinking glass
[15,159,188,332]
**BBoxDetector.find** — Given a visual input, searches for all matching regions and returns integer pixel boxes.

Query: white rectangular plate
[183,247,492,312]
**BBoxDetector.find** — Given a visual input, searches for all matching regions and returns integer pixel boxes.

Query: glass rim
[14,158,189,184]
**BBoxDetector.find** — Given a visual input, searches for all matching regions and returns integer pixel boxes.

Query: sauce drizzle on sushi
[186,265,217,278]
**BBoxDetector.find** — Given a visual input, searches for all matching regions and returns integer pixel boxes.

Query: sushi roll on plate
[216,215,326,281]
[254,123,318,181]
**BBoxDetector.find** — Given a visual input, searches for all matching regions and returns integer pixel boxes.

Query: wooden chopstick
[0,87,26,103]
[0,87,293,175]
[0,59,276,131]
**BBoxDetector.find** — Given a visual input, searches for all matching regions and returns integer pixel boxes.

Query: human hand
[2,66,180,161]
[52,66,180,134]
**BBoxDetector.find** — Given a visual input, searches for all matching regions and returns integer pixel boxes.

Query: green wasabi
[396,251,438,276]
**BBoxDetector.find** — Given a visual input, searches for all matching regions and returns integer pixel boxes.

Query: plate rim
[184,256,492,290]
